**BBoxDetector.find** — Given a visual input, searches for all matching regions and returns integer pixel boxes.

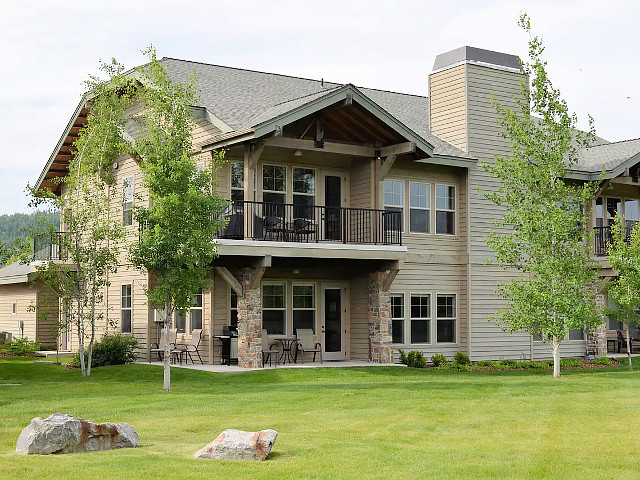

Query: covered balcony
[33,232,68,261]
[592,222,637,257]
[217,200,402,246]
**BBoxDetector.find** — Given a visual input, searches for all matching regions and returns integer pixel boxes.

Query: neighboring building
[18,46,640,365]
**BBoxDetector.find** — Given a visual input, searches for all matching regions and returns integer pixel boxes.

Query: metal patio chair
[261,329,280,367]
[295,329,322,363]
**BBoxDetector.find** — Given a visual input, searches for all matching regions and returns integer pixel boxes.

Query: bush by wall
[0,338,40,356]
[72,333,138,368]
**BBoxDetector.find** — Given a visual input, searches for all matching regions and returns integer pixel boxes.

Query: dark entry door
[325,175,342,240]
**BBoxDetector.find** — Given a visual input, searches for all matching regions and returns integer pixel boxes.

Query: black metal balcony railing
[216,200,402,246]
[593,223,636,256]
[33,232,68,261]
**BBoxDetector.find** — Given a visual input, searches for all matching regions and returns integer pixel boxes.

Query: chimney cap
[432,46,521,72]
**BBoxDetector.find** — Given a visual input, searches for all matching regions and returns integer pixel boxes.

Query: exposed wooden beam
[380,260,403,291]
[380,154,397,179]
[248,267,266,288]
[214,267,243,296]
[380,142,416,157]
[251,255,272,268]
[610,176,640,186]
[264,137,375,157]
[248,141,265,170]
[316,116,324,142]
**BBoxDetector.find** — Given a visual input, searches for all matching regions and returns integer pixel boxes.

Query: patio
[143,359,401,373]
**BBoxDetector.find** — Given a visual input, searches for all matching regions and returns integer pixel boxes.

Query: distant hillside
[0,211,60,248]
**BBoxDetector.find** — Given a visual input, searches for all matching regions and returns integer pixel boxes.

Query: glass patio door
[322,285,346,360]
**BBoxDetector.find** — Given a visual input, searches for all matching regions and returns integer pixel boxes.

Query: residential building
[4,46,639,364]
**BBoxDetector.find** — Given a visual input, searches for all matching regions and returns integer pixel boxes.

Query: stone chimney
[428,46,524,156]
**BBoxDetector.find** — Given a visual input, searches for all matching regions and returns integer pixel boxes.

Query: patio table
[273,336,298,364]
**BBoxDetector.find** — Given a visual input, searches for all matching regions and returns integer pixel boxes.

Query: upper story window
[384,179,404,231]
[231,161,244,203]
[625,199,639,229]
[122,176,134,226]
[435,185,455,235]
[262,165,286,204]
[409,182,430,234]
[293,168,315,219]
[606,197,622,226]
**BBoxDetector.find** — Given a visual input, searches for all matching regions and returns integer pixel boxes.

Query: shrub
[453,351,471,366]
[559,358,583,368]
[72,333,138,368]
[516,361,548,369]
[498,358,518,368]
[590,356,612,366]
[398,348,408,365]
[430,353,448,367]
[0,338,40,356]
[439,363,470,372]
[473,360,497,367]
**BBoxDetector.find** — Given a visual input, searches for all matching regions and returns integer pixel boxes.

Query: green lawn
[1,358,639,480]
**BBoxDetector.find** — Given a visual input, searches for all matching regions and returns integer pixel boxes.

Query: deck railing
[216,200,402,246]
[593,222,637,256]
[33,232,69,261]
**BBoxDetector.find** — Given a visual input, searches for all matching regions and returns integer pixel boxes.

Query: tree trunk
[552,336,561,378]
[87,253,97,377]
[163,300,171,392]
[625,322,633,372]
[77,298,86,377]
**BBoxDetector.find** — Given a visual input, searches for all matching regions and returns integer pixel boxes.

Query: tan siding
[0,283,37,342]
[428,64,468,151]
[350,158,373,209]
[349,275,369,360]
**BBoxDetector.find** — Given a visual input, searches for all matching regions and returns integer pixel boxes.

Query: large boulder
[16,413,139,454]
[194,429,277,461]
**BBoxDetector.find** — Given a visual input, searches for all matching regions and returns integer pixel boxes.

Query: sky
[0,0,638,214]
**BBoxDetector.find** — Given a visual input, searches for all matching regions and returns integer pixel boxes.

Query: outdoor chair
[263,215,285,241]
[176,329,203,364]
[617,330,640,354]
[292,218,317,242]
[150,328,177,362]
[295,329,322,363]
[261,329,280,367]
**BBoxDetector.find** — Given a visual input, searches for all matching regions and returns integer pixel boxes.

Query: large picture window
[410,294,430,344]
[121,284,132,333]
[391,293,404,344]
[122,176,134,226]
[262,283,286,335]
[435,185,455,235]
[436,294,456,343]
[409,182,430,234]
[292,284,315,333]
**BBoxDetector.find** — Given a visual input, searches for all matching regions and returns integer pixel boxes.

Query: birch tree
[129,48,227,392]
[483,14,602,377]
[29,59,130,375]
[604,216,640,371]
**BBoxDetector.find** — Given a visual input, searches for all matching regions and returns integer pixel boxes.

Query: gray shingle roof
[0,262,31,283]
[574,138,640,174]
[159,58,473,160]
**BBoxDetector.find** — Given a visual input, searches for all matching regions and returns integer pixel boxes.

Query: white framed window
[606,197,622,226]
[410,293,430,344]
[436,294,456,343]
[435,184,455,235]
[231,160,244,203]
[568,328,584,340]
[229,288,238,327]
[293,167,315,219]
[391,293,405,344]
[121,284,132,333]
[174,291,203,334]
[262,282,286,335]
[292,283,315,334]
[625,199,639,230]
[384,179,404,232]
[409,182,430,234]
[595,196,604,228]
[262,164,286,205]
[196,161,205,173]
[122,176,134,226]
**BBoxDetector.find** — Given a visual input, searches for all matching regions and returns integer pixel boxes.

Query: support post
[368,271,394,363]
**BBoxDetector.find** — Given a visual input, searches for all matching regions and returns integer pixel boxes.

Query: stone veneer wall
[368,272,393,363]
[236,268,263,368]
[586,290,607,357]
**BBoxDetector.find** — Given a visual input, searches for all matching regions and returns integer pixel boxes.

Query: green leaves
[483,16,602,350]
